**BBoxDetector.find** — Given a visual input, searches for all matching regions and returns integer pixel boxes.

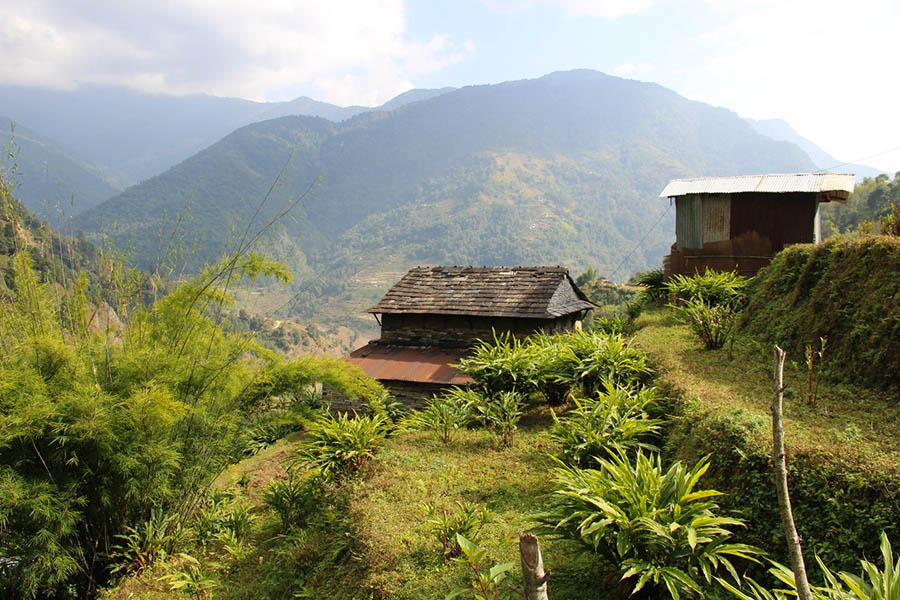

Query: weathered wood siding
[729,192,817,249]
[665,191,819,278]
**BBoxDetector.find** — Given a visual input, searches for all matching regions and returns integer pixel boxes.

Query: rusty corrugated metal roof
[367,266,596,318]
[346,343,474,385]
[659,173,855,198]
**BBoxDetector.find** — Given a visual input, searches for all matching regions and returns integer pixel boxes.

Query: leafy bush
[263,472,325,530]
[409,387,476,443]
[718,532,900,600]
[109,509,185,577]
[367,391,408,432]
[471,390,525,448]
[672,296,740,350]
[424,501,490,559]
[632,268,668,304]
[557,330,652,394]
[591,313,633,336]
[456,331,541,396]
[535,452,762,599]
[290,412,387,480]
[194,488,256,546]
[551,382,661,466]
[666,269,748,308]
[0,249,299,597]
[447,533,515,600]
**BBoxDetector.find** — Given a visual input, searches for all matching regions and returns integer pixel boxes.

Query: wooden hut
[347,266,596,404]
[660,173,855,277]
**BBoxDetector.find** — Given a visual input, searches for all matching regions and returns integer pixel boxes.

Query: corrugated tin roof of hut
[367,266,597,318]
[659,173,855,199]
[347,344,473,385]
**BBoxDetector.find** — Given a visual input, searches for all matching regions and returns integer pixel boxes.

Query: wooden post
[519,533,550,600]
[772,346,813,600]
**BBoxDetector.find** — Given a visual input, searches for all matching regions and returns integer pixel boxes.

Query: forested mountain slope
[2,118,121,226]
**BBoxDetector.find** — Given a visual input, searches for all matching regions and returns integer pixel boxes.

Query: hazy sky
[2,0,898,171]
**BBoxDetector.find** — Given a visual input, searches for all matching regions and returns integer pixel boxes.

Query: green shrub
[456,331,541,396]
[471,390,525,448]
[535,451,762,599]
[263,472,325,530]
[424,501,490,560]
[591,313,633,336]
[557,330,652,394]
[551,382,661,466]
[290,412,387,480]
[666,269,748,308]
[409,388,476,443]
[718,532,900,600]
[632,268,668,304]
[109,509,185,577]
[672,296,740,350]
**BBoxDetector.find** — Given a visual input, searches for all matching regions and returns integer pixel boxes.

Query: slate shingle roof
[367,266,596,319]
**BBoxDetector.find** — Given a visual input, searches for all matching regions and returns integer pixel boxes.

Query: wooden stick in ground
[772,345,813,600]
[519,533,550,600]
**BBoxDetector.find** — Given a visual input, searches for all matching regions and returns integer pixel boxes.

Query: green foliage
[632,268,668,304]
[471,390,525,448]
[446,533,516,600]
[551,382,661,466]
[666,270,747,350]
[663,401,900,573]
[673,296,740,350]
[109,509,186,577]
[290,412,387,480]
[367,391,409,433]
[410,388,477,443]
[666,269,749,308]
[742,236,900,387]
[263,472,325,531]
[821,173,900,237]
[160,553,219,599]
[718,532,900,600]
[556,329,652,394]
[0,183,387,597]
[535,452,762,599]
[457,331,541,397]
[458,329,651,404]
[425,502,491,560]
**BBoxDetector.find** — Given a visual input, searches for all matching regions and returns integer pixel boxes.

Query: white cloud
[674,0,900,172]
[613,61,653,78]
[482,0,653,19]
[0,0,474,106]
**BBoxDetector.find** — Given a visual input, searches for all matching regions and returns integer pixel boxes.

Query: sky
[2,0,899,172]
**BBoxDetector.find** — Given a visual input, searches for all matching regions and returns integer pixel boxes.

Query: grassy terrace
[631,307,900,470]
[104,411,610,600]
[105,307,900,598]
[631,307,900,570]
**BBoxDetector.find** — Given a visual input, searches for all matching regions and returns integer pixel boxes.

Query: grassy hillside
[632,307,900,571]
[742,236,900,388]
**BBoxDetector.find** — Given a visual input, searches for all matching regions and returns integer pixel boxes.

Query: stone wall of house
[379,313,577,347]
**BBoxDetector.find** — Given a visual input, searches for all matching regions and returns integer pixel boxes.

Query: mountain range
[1,69,878,326]
[70,71,815,300]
